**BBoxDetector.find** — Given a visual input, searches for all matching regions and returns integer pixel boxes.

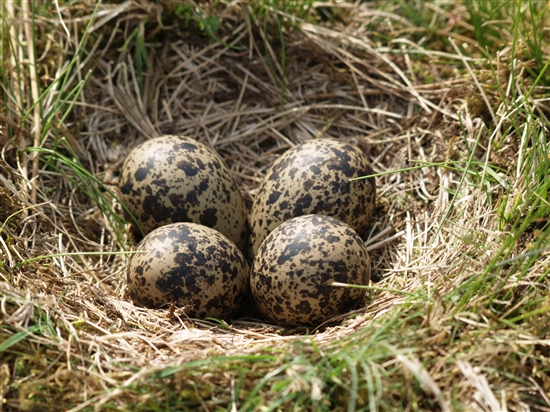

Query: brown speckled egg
[127,222,250,319]
[249,138,375,257]
[251,214,371,326]
[119,135,248,253]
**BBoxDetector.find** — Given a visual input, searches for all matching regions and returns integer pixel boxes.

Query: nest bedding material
[1,1,549,410]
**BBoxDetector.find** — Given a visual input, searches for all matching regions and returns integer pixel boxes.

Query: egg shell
[251,214,371,326]
[127,222,250,319]
[249,138,375,257]
[119,135,249,253]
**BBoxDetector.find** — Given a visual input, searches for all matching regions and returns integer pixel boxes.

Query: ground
[1,1,549,411]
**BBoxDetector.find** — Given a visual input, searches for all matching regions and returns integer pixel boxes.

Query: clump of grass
[1,0,549,411]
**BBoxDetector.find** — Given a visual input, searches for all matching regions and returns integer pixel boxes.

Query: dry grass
[1,1,549,411]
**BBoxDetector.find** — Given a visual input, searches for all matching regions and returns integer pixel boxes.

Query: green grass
[0,0,142,254]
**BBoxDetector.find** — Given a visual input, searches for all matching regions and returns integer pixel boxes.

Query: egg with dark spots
[119,135,249,253]
[249,138,375,257]
[127,222,250,319]
[251,214,371,326]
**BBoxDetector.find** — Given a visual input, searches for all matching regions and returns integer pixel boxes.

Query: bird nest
[2,1,549,411]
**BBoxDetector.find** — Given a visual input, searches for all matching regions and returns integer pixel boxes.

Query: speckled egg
[127,222,250,319]
[119,135,248,253]
[251,214,371,326]
[249,138,375,257]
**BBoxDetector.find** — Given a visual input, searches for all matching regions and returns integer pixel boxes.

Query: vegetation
[1,0,549,410]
